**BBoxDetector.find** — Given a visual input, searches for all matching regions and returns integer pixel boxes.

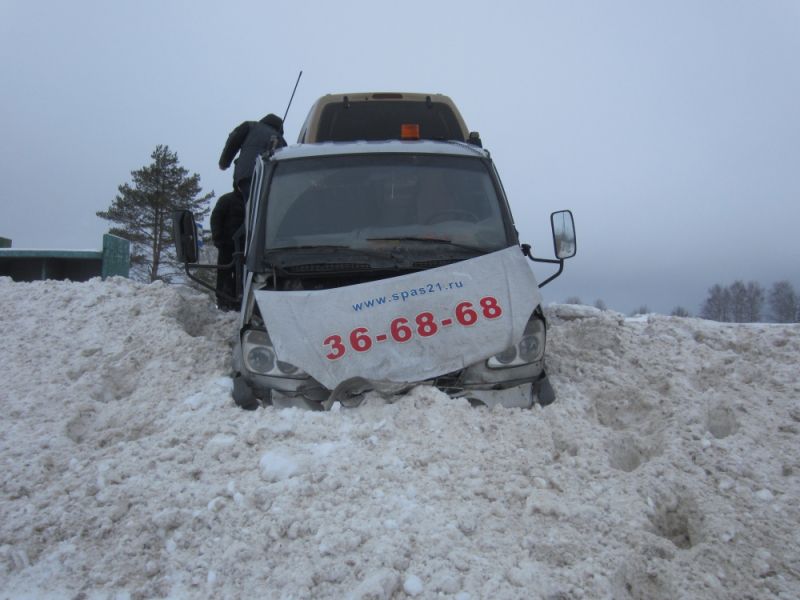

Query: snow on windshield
[1,276,799,598]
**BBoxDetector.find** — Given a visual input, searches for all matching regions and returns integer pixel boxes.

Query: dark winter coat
[219,114,288,187]
[210,190,245,248]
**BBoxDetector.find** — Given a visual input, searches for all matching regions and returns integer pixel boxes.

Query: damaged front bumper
[233,248,555,411]
[233,340,554,410]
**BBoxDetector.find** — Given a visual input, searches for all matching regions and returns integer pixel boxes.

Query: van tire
[534,375,556,406]
[232,373,259,410]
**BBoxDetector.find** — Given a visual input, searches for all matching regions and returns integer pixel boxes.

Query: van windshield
[264,154,510,253]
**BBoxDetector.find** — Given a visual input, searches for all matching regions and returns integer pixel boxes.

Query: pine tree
[97,145,213,282]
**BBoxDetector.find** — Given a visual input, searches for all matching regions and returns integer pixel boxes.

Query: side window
[245,160,266,255]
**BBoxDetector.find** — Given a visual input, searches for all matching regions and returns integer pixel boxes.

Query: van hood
[254,246,542,389]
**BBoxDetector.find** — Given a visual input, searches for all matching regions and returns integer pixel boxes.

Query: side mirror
[551,210,576,259]
[172,209,199,264]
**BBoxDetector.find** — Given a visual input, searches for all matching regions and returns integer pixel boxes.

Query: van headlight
[248,346,275,373]
[243,329,308,378]
[487,314,545,369]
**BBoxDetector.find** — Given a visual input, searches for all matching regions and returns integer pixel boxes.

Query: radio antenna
[282,70,303,123]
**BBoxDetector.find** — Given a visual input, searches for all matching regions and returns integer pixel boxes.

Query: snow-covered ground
[1,277,799,600]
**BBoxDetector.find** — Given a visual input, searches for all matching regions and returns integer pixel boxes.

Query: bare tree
[671,306,690,317]
[593,299,607,311]
[768,281,798,323]
[702,280,764,322]
[727,280,765,322]
[565,296,582,305]
[630,305,649,316]
[728,280,749,322]
[743,281,764,322]
[701,284,731,321]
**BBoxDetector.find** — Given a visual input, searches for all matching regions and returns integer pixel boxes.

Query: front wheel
[232,373,259,410]
[533,375,555,406]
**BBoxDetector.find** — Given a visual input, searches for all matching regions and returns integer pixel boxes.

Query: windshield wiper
[266,245,390,258]
[366,237,488,254]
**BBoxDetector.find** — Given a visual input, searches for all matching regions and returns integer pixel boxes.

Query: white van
[173,93,575,411]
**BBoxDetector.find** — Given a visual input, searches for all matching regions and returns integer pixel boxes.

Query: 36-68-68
[323,296,503,361]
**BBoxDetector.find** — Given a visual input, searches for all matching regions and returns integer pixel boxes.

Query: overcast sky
[1,0,798,314]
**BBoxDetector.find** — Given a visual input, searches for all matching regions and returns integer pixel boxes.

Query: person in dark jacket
[219,113,287,201]
[210,188,245,311]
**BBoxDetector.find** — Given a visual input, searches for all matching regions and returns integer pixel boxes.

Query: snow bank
[1,277,799,599]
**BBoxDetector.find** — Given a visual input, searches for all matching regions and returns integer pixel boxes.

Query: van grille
[284,263,371,273]
[412,259,456,269]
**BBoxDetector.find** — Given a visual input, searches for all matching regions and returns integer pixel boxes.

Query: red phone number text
[323,296,503,360]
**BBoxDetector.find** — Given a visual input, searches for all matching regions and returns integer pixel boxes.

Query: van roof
[297,92,470,144]
[272,139,488,162]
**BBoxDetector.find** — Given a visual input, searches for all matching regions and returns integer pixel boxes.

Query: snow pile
[1,276,799,599]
